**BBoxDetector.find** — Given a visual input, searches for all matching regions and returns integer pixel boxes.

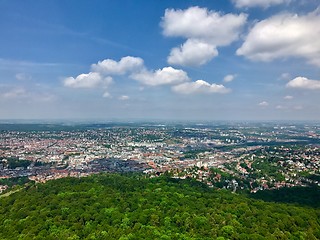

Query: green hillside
[0,174,319,239]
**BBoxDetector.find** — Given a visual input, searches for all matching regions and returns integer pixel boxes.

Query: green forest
[0,173,319,239]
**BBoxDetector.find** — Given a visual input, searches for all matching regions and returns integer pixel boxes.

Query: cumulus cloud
[223,74,237,82]
[64,56,192,99]
[91,56,144,75]
[258,101,269,106]
[162,7,247,46]
[286,77,320,90]
[130,67,189,86]
[64,56,142,97]
[161,6,247,66]
[64,72,113,89]
[168,39,218,66]
[237,10,320,66]
[64,55,228,98]
[233,0,290,8]
[172,80,230,94]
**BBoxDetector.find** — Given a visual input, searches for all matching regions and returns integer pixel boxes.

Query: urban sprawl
[0,122,319,194]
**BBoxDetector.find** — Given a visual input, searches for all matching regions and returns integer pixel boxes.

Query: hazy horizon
[0,118,319,125]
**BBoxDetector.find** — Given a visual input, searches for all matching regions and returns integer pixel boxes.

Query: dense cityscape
[1,122,319,194]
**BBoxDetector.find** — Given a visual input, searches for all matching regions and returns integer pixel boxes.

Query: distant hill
[0,173,319,239]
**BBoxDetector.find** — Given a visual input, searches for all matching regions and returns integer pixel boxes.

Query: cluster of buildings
[0,123,319,192]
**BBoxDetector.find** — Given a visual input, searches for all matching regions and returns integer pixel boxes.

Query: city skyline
[1,0,320,121]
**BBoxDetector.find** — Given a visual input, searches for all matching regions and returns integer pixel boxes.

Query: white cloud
[161,6,247,67]
[284,95,293,100]
[64,72,113,89]
[258,101,269,106]
[162,7,247,46]
[276,105,286,109]
[64,56,143,97]
[91,56,144,75]
[172,80,230,94]
[119,95,130,101]
[286,76,320,90]
[233,0,290,8]
[237,10,320,66]
[223,74,237,82]
[131,67,189,86]
[168,39,218,66]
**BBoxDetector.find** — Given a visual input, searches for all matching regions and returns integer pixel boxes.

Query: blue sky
[0,0,320,121]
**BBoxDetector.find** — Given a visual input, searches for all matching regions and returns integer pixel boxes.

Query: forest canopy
[0,173,319,239]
